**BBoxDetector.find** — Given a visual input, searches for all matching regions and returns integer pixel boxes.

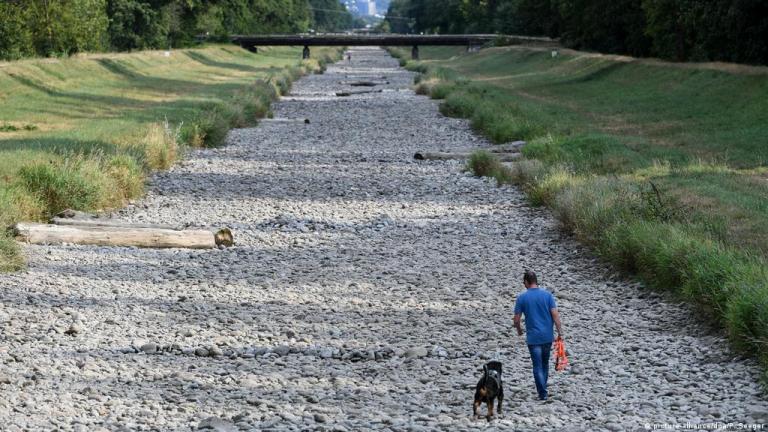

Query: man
[514,270,563,401]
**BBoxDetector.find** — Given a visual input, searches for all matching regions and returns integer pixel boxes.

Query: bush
[181,104,230,148]
[0,234,23,272]
[18,160,102,215]
[440,90,476,117]
[527,166,574,206]
[467,151,513,186]
[0,186,43,229]
[142,121,179,170]
[105,154,144,201]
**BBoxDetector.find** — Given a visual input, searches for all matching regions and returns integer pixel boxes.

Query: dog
[473,361,503,420]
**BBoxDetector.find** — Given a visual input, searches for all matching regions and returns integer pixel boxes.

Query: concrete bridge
[231,34,556,59]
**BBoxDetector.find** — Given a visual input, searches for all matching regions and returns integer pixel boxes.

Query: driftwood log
[261,118,311,124]
[336,89,383,97]
[51,217,181,230]
[413,151,522,162]
[488,141,527,153]
[339,81,390,87]
[13,223,233,249]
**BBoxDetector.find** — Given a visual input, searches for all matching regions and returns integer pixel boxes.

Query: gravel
[0,47,766,431]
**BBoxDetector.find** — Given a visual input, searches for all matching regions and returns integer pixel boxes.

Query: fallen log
[489,141,527,153]
[50,217,181,230]
[335,89,383,97]
[413,152,522,162]
[55,209,98,221]
[13,223,233,249]
[339,81,390,87]
[261,118,311,124]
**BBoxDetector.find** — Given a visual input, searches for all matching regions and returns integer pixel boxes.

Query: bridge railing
[231,33,558,59]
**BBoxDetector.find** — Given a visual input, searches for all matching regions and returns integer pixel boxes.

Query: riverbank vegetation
[393,45,768,379]
[0,44,340,271]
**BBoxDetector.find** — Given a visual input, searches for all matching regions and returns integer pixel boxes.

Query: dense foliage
[0,0,354,60]
[385,0,768,65]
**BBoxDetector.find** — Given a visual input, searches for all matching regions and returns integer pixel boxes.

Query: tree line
[0,0,354,60]
[385,0,768,65]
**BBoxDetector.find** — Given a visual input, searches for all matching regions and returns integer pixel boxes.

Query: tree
[107,0,173,50]
[494,0,561,38]
[25,0,109,56]
[557,0,650,57]
[0,2,35,60]
[309,0,354,32]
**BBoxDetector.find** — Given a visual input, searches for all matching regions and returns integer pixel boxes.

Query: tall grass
[467,151,513,186]
[401,46,768,380]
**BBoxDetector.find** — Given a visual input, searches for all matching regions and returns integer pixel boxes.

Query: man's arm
[514,313,523,336]
[551,308,563,339]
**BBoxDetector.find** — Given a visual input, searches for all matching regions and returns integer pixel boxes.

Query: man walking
[514,270,563,401]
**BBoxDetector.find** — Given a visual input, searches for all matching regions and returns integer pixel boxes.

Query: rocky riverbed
[1,47,766,431]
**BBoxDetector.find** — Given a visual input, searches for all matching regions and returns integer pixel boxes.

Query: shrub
[441,91,477,117]
[0,234,23,272]
[467,151,513,186]
[528,165,574,206]
[105,154,144,201]
[429,82,456,100]
[0,186,43,229]
[18,160,102,215]
[181,104,230,148]
[142,121,179,170]
[472,106,545,143]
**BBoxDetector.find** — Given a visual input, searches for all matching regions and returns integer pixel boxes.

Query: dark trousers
[528,343,552,400]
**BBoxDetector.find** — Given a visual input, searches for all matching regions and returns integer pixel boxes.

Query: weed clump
[18,159,102,216]
[0,235,23,272]
[467,151,513,186]
[142,121,180,169]
[0,124,37,132]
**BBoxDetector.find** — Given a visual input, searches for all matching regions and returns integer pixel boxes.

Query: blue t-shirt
[514,287,557,345]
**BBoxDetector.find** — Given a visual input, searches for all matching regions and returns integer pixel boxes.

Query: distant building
[356,0,376,16]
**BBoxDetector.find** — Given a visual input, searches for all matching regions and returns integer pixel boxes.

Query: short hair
[523,270,538,285]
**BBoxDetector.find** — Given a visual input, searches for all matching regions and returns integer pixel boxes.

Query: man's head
[523,270,538,288]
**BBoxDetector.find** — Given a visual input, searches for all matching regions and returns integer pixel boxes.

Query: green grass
[0,45,341,270]
[467,150,514,186]
[393,45,768,380]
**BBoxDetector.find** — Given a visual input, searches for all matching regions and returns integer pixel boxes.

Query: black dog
[473,361,503,419]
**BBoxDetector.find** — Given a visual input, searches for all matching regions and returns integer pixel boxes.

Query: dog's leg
[486,398,494,420]
[497,394,503,417]
[473,400,481,418]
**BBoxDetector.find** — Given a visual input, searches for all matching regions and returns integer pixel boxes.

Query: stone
[140,343,158,355]
[64,322,83,336]
[197,417,237,432]
[403,347,428,359]
[273,345,290,356]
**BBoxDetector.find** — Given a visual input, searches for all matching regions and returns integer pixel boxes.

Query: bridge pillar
[411,45,419,60]
[303,45,310,59]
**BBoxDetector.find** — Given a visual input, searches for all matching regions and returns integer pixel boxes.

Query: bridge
[231,34,556,60]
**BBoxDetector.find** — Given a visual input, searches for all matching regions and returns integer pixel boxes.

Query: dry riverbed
[0,48,766,431]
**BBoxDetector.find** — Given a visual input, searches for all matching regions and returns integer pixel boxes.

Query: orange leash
[554,337,569,371]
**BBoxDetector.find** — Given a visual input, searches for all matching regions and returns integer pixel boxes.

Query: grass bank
[392,46,768,379]
[0,45,341,270]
